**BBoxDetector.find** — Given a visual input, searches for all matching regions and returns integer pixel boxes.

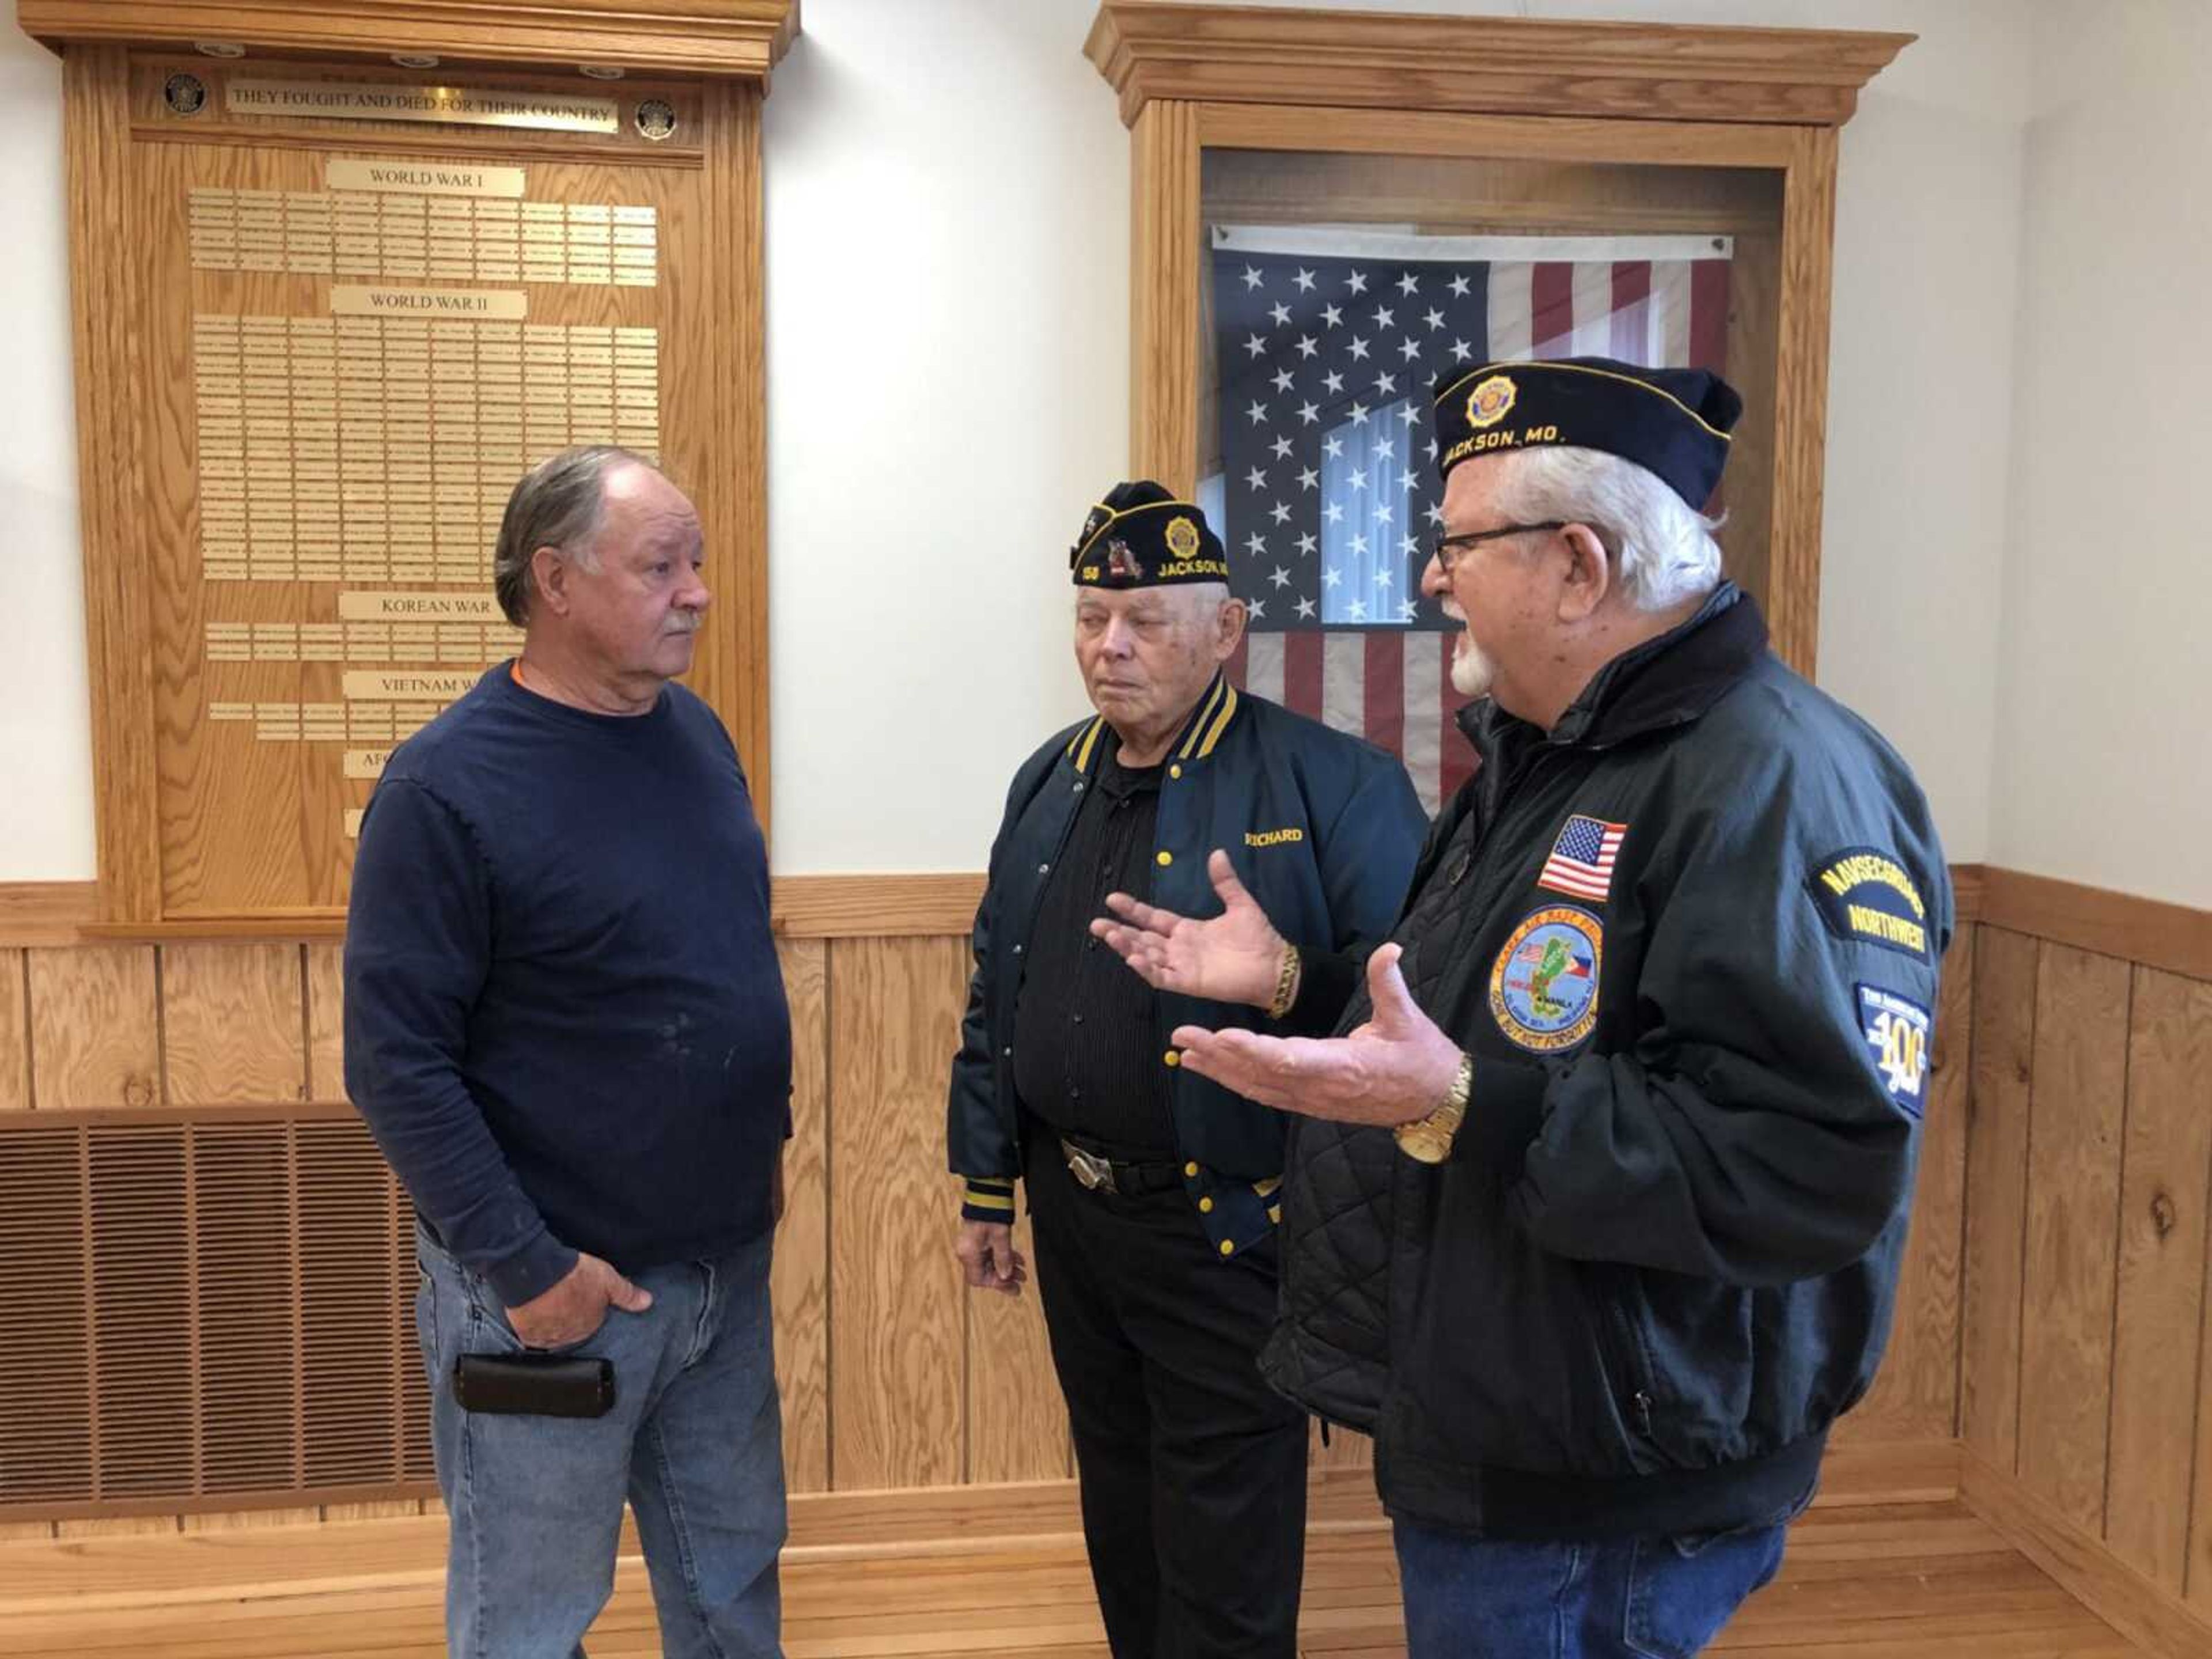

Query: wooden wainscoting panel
[963,1207,1070,1485]
[1961,926,2037,1470]
[0,949,27,1112]
[2017,943,2132,1535]
[319,1499,424,1522]
[2107,967,2212,1596]
[304,943,345,1103]
[2197,1150,2212,1622]
[827,935,967,1491]
[774,938,831,1497]
[177,1506,321,1532]
[1981,868,2212,984]
[26,944,160,1111]
[1850,926,1975,1441]
[160,943,307,1107]
[49,1514,179,1540]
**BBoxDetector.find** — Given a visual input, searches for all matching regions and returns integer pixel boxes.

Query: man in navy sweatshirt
[345,445,791,1659]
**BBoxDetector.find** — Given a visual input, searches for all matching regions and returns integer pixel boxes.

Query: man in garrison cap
[946,482,1427,1658]
[1090,362,1952,1657]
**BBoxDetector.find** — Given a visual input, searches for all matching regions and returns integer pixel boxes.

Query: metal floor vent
[0,1116,433,1517]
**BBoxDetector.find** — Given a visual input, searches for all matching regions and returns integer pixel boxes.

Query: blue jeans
[1392,1514,1790,1658]
[416,1228,786,1658]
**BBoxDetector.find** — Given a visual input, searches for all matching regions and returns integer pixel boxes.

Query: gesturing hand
[1089,849,1287,1010]
[1168,942,1463,1128]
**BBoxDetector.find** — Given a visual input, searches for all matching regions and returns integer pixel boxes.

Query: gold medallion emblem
[1466,373,1517,430]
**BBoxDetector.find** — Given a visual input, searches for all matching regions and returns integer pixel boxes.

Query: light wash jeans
[415,1226,786,1658]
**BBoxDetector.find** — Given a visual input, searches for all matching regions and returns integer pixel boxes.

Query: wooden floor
[0,1477,2150,1657]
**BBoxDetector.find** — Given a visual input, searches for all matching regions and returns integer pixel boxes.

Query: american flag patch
[1537,815,1627,903]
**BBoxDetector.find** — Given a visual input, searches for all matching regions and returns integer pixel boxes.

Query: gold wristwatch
[1393,1052,1474,1164]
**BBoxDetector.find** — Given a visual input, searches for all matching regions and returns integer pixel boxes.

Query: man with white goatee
[1093,362,1952,1658]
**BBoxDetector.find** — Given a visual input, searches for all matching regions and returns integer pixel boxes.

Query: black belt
[1058,1136,1184,1197]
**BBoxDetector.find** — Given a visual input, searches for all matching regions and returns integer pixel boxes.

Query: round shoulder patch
[1489,905,1603,1053]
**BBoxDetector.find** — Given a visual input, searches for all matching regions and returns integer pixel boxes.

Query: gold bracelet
[1265,944,1302,1020]
[1394,1052,1474,1165]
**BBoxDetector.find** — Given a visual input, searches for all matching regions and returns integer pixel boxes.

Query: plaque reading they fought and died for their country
[228,79,619,134]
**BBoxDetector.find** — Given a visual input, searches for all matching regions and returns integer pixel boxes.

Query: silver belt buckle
[1062,1141,1118,1194]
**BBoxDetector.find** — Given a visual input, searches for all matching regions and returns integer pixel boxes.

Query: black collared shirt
[1010,734,1176,1156]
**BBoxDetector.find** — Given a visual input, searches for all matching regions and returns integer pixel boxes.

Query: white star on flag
[1209,228,1733,814]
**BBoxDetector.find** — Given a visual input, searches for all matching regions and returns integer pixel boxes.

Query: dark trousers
[1022,1122,1309,1658]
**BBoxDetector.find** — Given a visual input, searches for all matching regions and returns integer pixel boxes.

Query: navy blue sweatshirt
[344,663,791,1307]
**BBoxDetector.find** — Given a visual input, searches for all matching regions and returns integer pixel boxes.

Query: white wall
[763,1,1128,870]
[764,0,2024,870]
[0,1,2051,881]
[0,24,94,880]
[1984,0,2212,908]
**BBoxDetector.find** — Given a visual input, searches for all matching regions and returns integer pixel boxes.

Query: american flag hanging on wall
[1205,228,1733,814]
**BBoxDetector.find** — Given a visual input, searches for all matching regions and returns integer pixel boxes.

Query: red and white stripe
[1235,631,1475,815]
[1537,820,1627,902]
[1229,247,1729,817]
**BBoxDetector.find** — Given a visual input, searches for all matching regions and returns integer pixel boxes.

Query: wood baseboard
[1958,1447,2212,1659]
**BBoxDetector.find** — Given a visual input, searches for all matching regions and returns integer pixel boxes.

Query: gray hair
[491,445,653,626]
[1490,446,1724,613]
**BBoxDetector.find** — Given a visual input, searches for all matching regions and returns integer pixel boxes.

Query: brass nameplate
[331,286,527,320]
[325,160,530,199]
[230,81,618,135]
[343,809,366,840]
[338,592,504,622]
[344,749,395,780]
[343,671,479,700]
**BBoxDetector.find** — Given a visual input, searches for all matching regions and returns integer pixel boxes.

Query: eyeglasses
[1427,521,1567,576]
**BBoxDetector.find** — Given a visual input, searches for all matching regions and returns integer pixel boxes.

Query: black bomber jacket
[1261,584,1952,1542]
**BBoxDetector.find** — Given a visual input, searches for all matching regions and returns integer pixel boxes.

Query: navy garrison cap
[1070,480,1230,589]
[1431,357,1743,508]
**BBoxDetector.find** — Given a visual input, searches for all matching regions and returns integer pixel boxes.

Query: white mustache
[664,616,701,634]
[1440,598,1467,623]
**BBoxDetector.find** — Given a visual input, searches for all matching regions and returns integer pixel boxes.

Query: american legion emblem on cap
[1432,357,1744,509]
[1071,480,1231,589]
